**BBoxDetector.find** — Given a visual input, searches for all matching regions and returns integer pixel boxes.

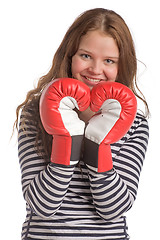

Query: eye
[80,54,91,59]
[105,59,115,64]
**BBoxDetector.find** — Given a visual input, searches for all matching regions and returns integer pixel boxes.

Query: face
[71,30,119,89]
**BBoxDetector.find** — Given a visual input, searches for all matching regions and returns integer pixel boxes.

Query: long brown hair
[14,8,149,160]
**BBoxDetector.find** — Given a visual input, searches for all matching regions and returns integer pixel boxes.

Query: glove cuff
[51,135,83,166]
[83,137,113,173]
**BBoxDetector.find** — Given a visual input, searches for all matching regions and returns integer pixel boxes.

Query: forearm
[23,163,75,218]
[87,114,149,221]
[87,167,134,221]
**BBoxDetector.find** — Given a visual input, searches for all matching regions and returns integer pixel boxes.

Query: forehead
[79,30,119,58]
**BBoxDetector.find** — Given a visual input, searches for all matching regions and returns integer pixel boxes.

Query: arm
[87,115,149,221]
[18,113,75,218]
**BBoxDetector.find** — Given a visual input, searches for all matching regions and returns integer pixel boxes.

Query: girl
[15,8,149,239]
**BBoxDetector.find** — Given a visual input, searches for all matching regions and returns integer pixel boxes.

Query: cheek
[71,56,86,76]
[71,57,80,76]
[105,66,118,80]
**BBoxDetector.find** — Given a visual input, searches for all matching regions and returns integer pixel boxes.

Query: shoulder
[18,102,39,137]
[114,113,149,147]
[21,99,39,118]
[129,112,149,136]
[121,112,149,150]
[19,99,39,126]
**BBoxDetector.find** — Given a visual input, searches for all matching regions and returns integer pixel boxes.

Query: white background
[0,0,159,239]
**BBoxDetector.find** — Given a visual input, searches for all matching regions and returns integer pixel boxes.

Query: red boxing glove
[40,78,90,166]
[83,81,137,173]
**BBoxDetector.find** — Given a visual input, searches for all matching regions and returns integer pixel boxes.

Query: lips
[82,76,105,87]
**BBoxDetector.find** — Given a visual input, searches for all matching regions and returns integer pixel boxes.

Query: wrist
[51,135,83,166]
[83,138,113,173]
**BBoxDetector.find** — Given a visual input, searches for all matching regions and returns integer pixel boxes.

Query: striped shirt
[18,111,149,240]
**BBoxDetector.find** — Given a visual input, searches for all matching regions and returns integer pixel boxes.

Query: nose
[88,60,103,75]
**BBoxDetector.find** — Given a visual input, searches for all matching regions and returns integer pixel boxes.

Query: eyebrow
[78,48,119,59]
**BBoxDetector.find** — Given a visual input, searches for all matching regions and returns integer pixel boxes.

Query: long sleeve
[18,113,75,218]
[86,113,149,221]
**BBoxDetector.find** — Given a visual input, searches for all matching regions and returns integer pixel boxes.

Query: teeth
[86,77,101,82]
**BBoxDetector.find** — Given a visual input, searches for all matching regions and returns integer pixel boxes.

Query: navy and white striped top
[18,111,149,240]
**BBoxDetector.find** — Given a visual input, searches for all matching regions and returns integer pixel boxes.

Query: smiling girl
[15,8,149,240]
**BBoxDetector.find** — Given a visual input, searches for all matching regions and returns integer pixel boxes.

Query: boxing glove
[40,78,90,166]
[83,81,137,173]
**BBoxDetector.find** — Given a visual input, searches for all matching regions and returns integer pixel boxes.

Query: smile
[85,76,102,83]
[80,75,106,87]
